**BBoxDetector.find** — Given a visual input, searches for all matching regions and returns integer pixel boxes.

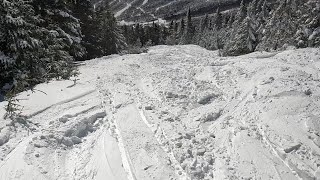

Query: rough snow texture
[1,45,320,180]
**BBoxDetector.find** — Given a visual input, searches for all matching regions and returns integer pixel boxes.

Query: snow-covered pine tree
[186,8,193,34]
[160,25,169,45]
[181,8,194,44]
[236,0,247,23]
[227,13,235,27]
[94,3,126,55]
[169,20,174,32]
[166,20,178,45]
[215,7,222,30]
[0,1,15,89]
[174,21,178,33]
[257,0,300,51]
[150,22,160,45]
[72,0,96,60]
[248,0,258,16]
[0,52,14,91]
[54,0,86,61]
[200,14,209,32]
[223,14,230,28]
[140,25,148,46]
[32,0,83,79]
[179,18,185,39]
[223,15,258,56]
[294,0,320,48]
[122,25,131,45]
[256,0,264,12]
[307,2,320,47]
[0,0,46,90]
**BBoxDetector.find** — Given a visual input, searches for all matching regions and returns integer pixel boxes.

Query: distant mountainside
[92,0,245,22]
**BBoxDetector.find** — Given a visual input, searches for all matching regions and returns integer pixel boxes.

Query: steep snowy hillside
[96,0,239,22]
[1,45,320,180]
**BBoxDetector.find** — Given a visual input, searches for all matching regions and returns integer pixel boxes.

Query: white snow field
[1,45,320,180]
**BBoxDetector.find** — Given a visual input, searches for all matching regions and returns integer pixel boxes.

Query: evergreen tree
[128,26,137,44]
[223,16,258,56]
[43,0,85,60]
[228,14,235,27]
[72,0,96,59]
[150,22,160,45]
[174,21,178,32]
[186,8,193,34]
[166,21,178,45]
[215,7,222,30]
[256,0,264,12]
[181,8,194,44]
[248,0,258,15]
[139,26,147,46]
[179,18,185,36]
[0,0,45,89]
[169,20,174,31]
[257,0,299,50]
[294,0,320,47]
[160,25,169,44]
[94,4,126,55]
[236,0,247,22]
[32,0,82,78]
[200,14,209,32]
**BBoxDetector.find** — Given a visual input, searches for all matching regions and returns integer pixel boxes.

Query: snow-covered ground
[155,0,177,12]
[1,45,320,180]
[115,1,133,17]
[118,18,168,26]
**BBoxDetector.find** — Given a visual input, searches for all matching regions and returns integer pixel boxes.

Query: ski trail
[138,106,188,180]
[142,0,148,6]
[115,3,131,17]
[108,113,137,180]
[97,86,136,180]
[27,89,96,118]
[136,0,148,17]
[138,7,145,14]
[258,126,310,180]
[156,0,177,12]
[93,0,104,10]
[115,0,135,17]
[113,103,177,179]
[109,0,118,6]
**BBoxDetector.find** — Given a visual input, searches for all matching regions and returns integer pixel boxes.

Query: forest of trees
[163,0,320,56]
[122,0,319,56]
[1,0,320,100]
[0,0,125,98]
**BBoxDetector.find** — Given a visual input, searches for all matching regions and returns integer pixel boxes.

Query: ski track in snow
[115,0,138,18]
[156,0,177,12]
[1,45,320,179]
[142,0,148,6]
[114,0,159,24]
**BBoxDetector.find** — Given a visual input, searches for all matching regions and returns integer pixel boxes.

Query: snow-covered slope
[1,45,320,179]
[102,0,238,22]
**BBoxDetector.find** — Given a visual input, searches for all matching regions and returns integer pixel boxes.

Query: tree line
[1,0,319,98]
[124,0,319,56]
[0,0,125,96]
[165,0,320,56]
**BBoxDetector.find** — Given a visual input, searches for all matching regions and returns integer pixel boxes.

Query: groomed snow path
[1,45,320,180]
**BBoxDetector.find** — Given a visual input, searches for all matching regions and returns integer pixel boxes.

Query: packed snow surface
[1,45,320,180]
